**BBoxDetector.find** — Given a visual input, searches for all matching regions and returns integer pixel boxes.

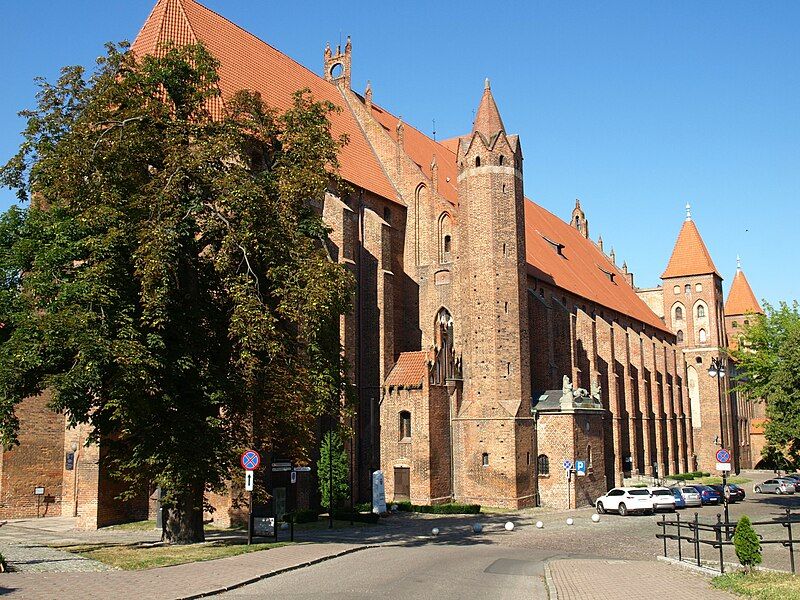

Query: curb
[542,563,558,600]
[656,555,732,577]
[179,544,380,599]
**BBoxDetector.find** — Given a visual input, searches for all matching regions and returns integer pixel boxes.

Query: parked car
[684,484,721,505]
[596,488,654,516]
[782,474,800,483]
[670,487,686,509]
[755,479,797,495]
[709,483,746,503]
[671,486,702,508]
[648,487,677,512]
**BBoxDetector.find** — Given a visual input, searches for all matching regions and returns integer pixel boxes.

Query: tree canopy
[731,301,800,469]
[0,42,353,542]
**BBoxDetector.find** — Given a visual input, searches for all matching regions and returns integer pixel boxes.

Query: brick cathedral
[0,0,767,525]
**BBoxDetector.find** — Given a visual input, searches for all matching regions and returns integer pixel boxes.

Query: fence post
[662,513,667,557]
[694,512,701,567]
[716,513,724,574]
[677,512,682,562]
[786,508,795,575]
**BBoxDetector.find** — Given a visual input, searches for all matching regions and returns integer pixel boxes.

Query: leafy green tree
[732,515,762,572]
[732,301,800,469]
[0,42,353,543]
[317,430,349,512]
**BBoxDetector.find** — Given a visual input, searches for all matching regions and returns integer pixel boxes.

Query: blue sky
[1,1,797,305]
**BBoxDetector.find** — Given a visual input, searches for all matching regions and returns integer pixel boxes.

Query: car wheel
[596,502,605,514]
[755,486,762,493]
[777,488,783,495]
[618,503,628,516]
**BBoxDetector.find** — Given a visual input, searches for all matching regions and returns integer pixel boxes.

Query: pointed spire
[364,80,372,110]
[685,203,692,221]
[598,236,604,252]
[662,215,720,279]
[472,78,505,138]
[610,247,616,265]
[725,263,763,316]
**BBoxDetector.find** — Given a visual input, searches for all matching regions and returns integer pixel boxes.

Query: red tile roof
[661,219,720,279]
[132,0,398,203]
[132,0,670,335]
[725,269,763,316]
[384,351,430,388]
[525,201,671,333]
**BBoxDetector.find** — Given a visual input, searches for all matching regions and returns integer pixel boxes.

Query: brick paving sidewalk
[0,542,370,600]
[546,558,736,599]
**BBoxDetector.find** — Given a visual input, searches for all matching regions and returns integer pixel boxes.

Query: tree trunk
[162,483,205,544]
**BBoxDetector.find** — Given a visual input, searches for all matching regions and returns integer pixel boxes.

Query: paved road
[218,545,556,599]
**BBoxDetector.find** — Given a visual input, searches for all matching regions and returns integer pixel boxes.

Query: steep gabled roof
[726,268,763,316]
[525,201,671,333]
[132,0,398,202]
[661,218,720,279]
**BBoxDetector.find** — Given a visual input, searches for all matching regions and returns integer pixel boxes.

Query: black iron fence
[656,508,798,574]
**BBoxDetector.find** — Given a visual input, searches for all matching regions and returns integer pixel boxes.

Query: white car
[648,487,677,512]
[596,487,654,516]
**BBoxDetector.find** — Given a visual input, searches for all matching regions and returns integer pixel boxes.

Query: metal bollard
[676,512,682,562]
[716,513,724,574]
[694,512,701,567]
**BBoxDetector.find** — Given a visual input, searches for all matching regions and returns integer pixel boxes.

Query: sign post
[241,450,261,545]
[563,460,573,508]
[716,448,732,540]
[34,486,44,518]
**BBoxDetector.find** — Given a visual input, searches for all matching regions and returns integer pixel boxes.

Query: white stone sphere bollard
[566,518,574,526]
[591,513,601,523]
[504,521,515,531]
[536,521,544,529]
[431,527,440,536]
[472,523,483,534]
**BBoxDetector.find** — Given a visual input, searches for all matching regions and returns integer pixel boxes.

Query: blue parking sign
[575,460,587,476]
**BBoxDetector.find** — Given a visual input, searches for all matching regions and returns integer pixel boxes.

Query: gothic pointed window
[697,305,705,318]
[677,330,684,343]
[699,328,707,343]
[438,213,452,264]
[675,306,683,321]
[399,411,411,440]
[433,308,455,385]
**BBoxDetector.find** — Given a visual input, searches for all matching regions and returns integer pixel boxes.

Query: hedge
[666,471,712,481]
[394,501,481,514]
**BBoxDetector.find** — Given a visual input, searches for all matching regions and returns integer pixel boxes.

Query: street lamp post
[708,357,731,539]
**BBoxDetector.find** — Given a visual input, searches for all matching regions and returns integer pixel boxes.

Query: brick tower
[661,204,732,472]
[454,80,534,507]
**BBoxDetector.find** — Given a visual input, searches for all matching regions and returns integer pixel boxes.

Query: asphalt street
[218,544,556,599]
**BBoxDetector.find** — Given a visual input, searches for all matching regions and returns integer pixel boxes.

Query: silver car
[672,486,702,507]
[755,478,797,494]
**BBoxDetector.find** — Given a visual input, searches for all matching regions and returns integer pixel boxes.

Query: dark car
[709,483,746,502]
[670,487,686,509]
[685,484,721,505]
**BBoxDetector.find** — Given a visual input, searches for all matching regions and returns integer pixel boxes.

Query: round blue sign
[241,450,261,470]
[716,449,731,463]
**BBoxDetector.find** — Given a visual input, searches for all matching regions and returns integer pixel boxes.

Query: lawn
[56,540,290,570]
[712,571,800,600]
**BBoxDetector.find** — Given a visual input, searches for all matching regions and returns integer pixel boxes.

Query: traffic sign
[241,450,261,470]
[562,459,573,471]
[575,460,587,476]
[716,449,731,463]
[716,462,732,472]
[244,469,254,491]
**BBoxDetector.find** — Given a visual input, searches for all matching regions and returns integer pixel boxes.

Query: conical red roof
[725,269,763,316]
[661,219,720,279]
[472,79,505,137]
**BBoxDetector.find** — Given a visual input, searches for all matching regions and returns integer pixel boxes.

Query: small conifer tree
[317,431,350,512]
[733,515,762,572]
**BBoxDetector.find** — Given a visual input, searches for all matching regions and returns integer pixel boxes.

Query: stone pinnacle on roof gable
[472,78,506,138]
[725,259,763,316]
[661,209,721,279]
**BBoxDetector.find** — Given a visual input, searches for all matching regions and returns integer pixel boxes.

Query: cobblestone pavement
[547,559,735,599]
[0,542,365,599]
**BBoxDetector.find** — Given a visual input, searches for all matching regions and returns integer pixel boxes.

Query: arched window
[537,454,550,475]
[675,306,683,320]
[699,328,707,343]
[399,411,411,440]
[695,283,703,292]
[433,308,455,385]
[685,284,691,294]
[673,285,680,295]
[499,155,505,166]
[697,305,705,318]
[587,445,593,467]
[438,212,453,264]
[475,156,481,167]
[482,452,489,467]
[677,330,684,343]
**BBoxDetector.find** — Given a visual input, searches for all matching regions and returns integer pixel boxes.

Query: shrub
[733,515,762,571]
[354,502,372,513]
[287,509,319,524]
[0,553,7,573]
[317,431,350,510]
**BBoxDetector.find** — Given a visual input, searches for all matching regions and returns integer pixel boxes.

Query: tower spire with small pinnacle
[685,203,692,221]
[736,255,742,271]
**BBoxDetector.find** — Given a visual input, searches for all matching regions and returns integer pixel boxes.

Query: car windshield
[652,490,670,496]
[629,490,650,496]
[682,488,697,494]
